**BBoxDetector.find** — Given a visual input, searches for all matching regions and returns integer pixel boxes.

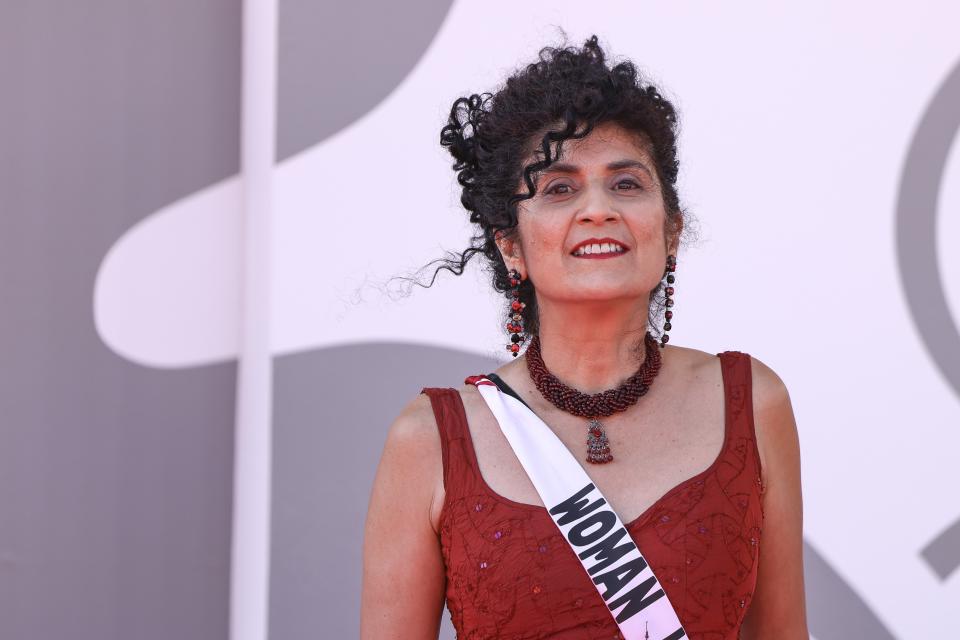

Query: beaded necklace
[524,330,662,464]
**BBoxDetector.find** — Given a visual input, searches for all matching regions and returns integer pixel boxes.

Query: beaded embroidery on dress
[420,351,764,640]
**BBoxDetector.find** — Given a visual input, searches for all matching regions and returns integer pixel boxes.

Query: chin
[555,284,652,301]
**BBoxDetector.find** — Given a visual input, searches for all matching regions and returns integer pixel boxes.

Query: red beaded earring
[505,268,527,357]
[660,254,676,348]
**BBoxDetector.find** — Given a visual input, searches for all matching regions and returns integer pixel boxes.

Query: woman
[361,35,808,639]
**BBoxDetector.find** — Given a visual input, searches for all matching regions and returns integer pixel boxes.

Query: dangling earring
[660,254,676,348]
[505,268,527,357]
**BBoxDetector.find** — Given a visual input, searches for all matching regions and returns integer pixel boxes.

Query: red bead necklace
[524,331,663,464]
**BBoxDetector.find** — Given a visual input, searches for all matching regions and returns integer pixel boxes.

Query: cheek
[518,217,564,255]
[633,212,670,248]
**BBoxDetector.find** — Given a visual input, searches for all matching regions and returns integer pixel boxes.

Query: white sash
[470,376,687,640]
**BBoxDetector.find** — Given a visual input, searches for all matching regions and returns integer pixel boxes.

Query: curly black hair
[405,33,697,348]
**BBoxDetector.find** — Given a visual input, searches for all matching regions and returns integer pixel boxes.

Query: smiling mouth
[571,242,629,258]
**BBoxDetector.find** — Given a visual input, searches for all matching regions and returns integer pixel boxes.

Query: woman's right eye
[544,183,571,195]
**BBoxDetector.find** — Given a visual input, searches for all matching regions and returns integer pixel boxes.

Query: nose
[574,183,622,224]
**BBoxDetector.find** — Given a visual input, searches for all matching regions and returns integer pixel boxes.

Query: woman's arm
[360,393,448,639]
[740,356,810,639]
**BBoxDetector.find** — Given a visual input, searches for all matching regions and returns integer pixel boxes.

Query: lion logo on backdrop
[896,57,960,584]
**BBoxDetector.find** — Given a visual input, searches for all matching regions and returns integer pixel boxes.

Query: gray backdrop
[1,3,239,639]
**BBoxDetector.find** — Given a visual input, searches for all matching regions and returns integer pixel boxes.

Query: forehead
[526,120,654,166]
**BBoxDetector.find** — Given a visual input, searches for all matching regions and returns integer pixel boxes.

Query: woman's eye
[616,179,641,190]
[544,183,572,195]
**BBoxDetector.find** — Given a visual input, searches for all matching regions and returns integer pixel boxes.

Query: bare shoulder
[375,390,448,532]
[386,382,486,456]
[746,354,793,413]
[455,381,483,411]
[665,345,799,477]
[745,354,800,483]
[677,344,794,415]
[662,343,790,393]
[746,354,798,446]
[385,391,441,449]
[362,391,450,636]
[661,343,722,384]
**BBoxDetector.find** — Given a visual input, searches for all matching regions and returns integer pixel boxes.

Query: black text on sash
[549,483,687,639]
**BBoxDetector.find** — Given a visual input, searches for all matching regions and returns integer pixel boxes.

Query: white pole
[231,0,277,639]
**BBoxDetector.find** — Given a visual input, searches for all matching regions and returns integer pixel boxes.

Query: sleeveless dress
[420,351,764,640]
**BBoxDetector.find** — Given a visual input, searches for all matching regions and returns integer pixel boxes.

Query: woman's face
[500,121,679,308]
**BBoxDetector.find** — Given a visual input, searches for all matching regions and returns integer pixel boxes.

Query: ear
[666,213,683,256]
[494,229,525,277]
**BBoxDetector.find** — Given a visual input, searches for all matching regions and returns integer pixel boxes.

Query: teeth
[574,242,624,256]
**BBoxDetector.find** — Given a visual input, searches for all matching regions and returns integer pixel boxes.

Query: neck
[530,297,653,394]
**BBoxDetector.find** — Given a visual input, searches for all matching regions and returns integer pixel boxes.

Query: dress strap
[716,351,763,480]
[419,386,485,501]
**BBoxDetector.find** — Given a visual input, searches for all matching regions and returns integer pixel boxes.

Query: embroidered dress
[420,351,764,640]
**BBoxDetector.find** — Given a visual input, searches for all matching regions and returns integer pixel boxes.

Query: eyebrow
[540,159,654,179]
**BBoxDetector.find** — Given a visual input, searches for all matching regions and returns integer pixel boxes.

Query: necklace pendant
[585,418,613,464]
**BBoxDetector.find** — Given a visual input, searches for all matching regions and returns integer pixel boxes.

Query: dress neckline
[453,352,736,529]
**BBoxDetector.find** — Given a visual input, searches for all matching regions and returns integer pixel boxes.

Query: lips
[570,237,630,257]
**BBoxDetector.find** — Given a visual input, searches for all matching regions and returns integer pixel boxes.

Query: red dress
[420,351,764,640]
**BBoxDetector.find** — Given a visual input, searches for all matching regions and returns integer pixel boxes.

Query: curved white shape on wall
[92,40,510,370]
[91,150,505,369]
[93,176,243,368]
